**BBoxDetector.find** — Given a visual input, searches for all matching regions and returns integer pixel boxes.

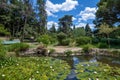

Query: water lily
[36,71,39,74]
[96,78,99,80]
[94,71,97,74]
[50,66,52,69]
[2,74,5,77]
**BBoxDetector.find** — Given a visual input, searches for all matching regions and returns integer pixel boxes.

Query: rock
[35,45,48,56]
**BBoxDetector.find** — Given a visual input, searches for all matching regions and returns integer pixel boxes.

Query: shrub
[76,37,92,46]
[82,44,94,54]
[0,24,10,36]
[57,32,67,45]
[37,35,56,45]
[64,50,73,56]
[98,43,108,48]
[62,38,72,46]
[9,43,29,54]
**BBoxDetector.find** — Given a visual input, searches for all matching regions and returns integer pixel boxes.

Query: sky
[46,0,100,29]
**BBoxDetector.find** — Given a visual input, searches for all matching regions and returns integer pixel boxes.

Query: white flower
[94,71,97,74]
[36,71,39,74]
[96,78,99,80]
[2,74,5,77]
[50,66,52,69]
[88,78,91,80]
[52,69,54,71]
[16,64,19,66]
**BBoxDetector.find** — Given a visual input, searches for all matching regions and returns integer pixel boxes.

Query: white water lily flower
[94,71,97,74]
[88,78,91,80]
[2,74,5,77]
[50,66,52,69]
[96,78,99,80]
[36,71,39,73]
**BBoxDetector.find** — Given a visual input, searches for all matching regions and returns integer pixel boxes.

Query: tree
[37,0,47,35]
[72,27,86,38]
[99,23,115,48]
[58,15,73,34]
[94,0,120,27]
[49,23,56,33]
[85,24,92,36]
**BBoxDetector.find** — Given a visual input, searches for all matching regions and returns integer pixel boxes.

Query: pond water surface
[56,55,120,80]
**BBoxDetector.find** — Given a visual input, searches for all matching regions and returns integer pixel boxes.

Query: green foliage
[57,32,67,45]
[9,43,29,54]
[76,37,92,46]
[0,57,70,80]
[37,35,56,45]
[0,41,6,59]
[58,15,72,34]
[101,38,120,45]
[76,62,120,79]
[82,44,94,54]
[0,24,10,36]
[72,27,86,38]
[85,24,92,36]
[95,0,120,26]
[62,38,72,46]
[98,42,108,48]
[64,50,73,56]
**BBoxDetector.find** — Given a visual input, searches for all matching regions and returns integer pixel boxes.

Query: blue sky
[46,0,100,29]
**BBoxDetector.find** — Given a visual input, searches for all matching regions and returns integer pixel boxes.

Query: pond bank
[19,46,120,58]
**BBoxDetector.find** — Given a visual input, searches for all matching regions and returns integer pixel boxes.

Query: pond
[56,55,120,80]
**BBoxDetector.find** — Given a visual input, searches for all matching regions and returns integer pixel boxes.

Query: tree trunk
[107,34,110,48]
[21,16,27,42]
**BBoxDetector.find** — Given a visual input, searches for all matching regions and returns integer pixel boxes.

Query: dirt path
[48,46,82,53]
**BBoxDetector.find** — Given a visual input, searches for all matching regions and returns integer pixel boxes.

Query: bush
[100,38,120,45]
[61,38,72,46]
[0,24,10,36]
[76,37,92,46]
[98,43,108,48]
[37,35,56,45]
[9,43,29,54]
[57,32,67,45]
[82,44,94,54]
[64,50,73,56]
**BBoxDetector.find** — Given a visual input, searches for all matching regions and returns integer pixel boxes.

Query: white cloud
[46,0,78,17]
[72,17,77,21]
[47,21,58,29]
[78,7,97,21]
[76,23,86,27]
[76,22,95,29]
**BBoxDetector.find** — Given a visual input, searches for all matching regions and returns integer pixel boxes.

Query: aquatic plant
[0,57,70,80]
[75,62,120,79]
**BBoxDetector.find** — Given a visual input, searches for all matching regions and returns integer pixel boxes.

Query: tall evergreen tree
[94,0,120,27]
[37,0,47,35]
[49,23,56,33]
[85,24,92,36]
[58,15,73,34]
